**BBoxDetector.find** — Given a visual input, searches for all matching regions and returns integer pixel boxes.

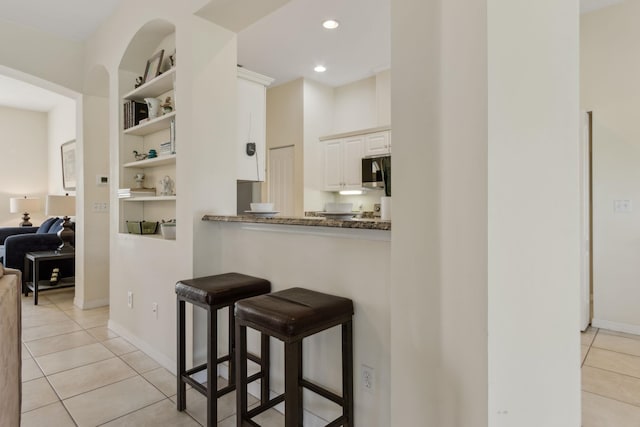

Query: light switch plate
[614,199,632,213]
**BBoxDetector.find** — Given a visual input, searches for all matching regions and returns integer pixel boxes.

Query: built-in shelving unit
[119,40,177,238]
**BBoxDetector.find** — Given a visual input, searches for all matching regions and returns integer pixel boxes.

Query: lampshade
[46,195,76,217]
[9,197,40,214]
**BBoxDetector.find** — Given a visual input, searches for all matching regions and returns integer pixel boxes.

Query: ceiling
[237,0,390,88]
[0,0,627,111]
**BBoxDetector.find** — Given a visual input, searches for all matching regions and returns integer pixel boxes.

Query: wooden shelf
[123,154,176,169]
[121,196,177,202]
[124,111,175,136]
[124,68,176,100]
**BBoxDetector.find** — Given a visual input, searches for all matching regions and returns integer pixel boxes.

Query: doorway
[580,111,593,331]
[268,145,295,216]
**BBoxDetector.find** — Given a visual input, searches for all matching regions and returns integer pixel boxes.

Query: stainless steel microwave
[362,155,390,189]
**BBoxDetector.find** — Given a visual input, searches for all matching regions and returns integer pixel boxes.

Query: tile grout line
[582,389,640,410]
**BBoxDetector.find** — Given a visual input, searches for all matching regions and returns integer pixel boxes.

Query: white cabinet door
[364,131,391,156]
[324,140,343,191]
[342,136,364,189]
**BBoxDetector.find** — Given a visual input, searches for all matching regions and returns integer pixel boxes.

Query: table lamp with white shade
[46,194,76,252]
[9,196,40,227]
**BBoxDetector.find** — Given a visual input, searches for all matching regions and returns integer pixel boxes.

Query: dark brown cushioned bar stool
[176,273,271,427]
[235,287,354,427]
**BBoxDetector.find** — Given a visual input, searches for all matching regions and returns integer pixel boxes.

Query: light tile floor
[20,289,282,426]
[582,326,640,426]
[21,289,640,426]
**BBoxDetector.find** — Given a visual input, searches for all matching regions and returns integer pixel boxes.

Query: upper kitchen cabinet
[322,135,364,192]
[237,67,274,181]
[364,129,392,156]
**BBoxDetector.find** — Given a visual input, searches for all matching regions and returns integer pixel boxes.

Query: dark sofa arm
[0,227,38,245]
[3,234,61,271]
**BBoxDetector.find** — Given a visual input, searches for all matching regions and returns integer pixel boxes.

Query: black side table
[24,251,75,305]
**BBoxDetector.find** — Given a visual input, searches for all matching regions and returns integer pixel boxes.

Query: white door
[580,111,592,331]
[268,146,295,216]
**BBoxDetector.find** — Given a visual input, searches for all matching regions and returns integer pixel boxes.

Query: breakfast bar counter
[202,214,391,231]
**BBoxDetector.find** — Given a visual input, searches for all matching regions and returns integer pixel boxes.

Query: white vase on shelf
[144,97,161,119]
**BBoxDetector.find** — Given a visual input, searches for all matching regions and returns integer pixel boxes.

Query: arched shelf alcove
[117,19,177,237]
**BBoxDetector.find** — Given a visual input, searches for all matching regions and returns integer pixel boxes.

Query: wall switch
[92,202,108,213]
[152,302,158,319]
[361,364,374,392]
[127,291,133,309]
[96,175,109,186]
[614,199,632,213]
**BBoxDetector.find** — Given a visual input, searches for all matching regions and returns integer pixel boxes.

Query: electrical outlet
[127,291,133,309]
[362,364,374,392]
[152,302,158,319]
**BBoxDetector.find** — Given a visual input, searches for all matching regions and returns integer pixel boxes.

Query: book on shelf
[118,187,157,198]
[123,101,148,129]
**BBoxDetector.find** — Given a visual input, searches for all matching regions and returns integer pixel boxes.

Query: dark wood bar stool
[235,287,354,427]
[176,273,271,427]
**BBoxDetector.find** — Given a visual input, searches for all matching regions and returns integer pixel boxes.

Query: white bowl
[250,202,274,212]
[324,202,353,213]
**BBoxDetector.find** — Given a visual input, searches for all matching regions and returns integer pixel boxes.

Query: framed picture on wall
[61,140,76,191]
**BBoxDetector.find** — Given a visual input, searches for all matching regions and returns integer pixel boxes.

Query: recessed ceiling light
[314,65,327,73]
[322,19,340,29]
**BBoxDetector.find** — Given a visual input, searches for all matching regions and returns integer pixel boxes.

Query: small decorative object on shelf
[135,173,145,189]
[49,267,59,285]
[160,219,176,240]
[159,175,174,196]
[135,76,144,88]
[126,221,159,235]
[123,100,148,129]
[169,50,176,68]
[161,96,173,114]
[170,119,176,153]
[148,149,158,159]
[133,150,147,161]
[144,97,161,119]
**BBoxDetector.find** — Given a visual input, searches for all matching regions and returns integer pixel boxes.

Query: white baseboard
[592,318,640,336]
[74,297,109,310]
[107,319,176,375]
[217,363,329,427]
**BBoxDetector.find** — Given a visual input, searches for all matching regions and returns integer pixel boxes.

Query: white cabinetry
[321,126,391,192]
[323,136,364,191]
[237,68,273,181]
[364,130,392,156]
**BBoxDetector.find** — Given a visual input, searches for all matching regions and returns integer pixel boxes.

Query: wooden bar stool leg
[236,322,248,427]
[177,298,186,411]
[260,333,270,405]
[228,307,236,387]
[343,320,354,426]
[207,307,217,427]
[284,340,303,427]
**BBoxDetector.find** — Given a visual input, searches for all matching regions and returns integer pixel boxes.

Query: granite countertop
[202,214,391,231]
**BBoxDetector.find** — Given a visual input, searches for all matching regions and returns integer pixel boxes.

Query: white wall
[82,0,241,369]
[333,76,377,134]
[390,0,580,426]
[303,79,335,212]
[0,106,48,227]
[581,1,640,333]
[487,0,580,425]
[47,99,77,195]
[376,69,391,126]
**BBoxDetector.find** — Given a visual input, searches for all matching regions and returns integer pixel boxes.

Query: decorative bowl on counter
[250,202,274,212]
[324,202,353,213]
